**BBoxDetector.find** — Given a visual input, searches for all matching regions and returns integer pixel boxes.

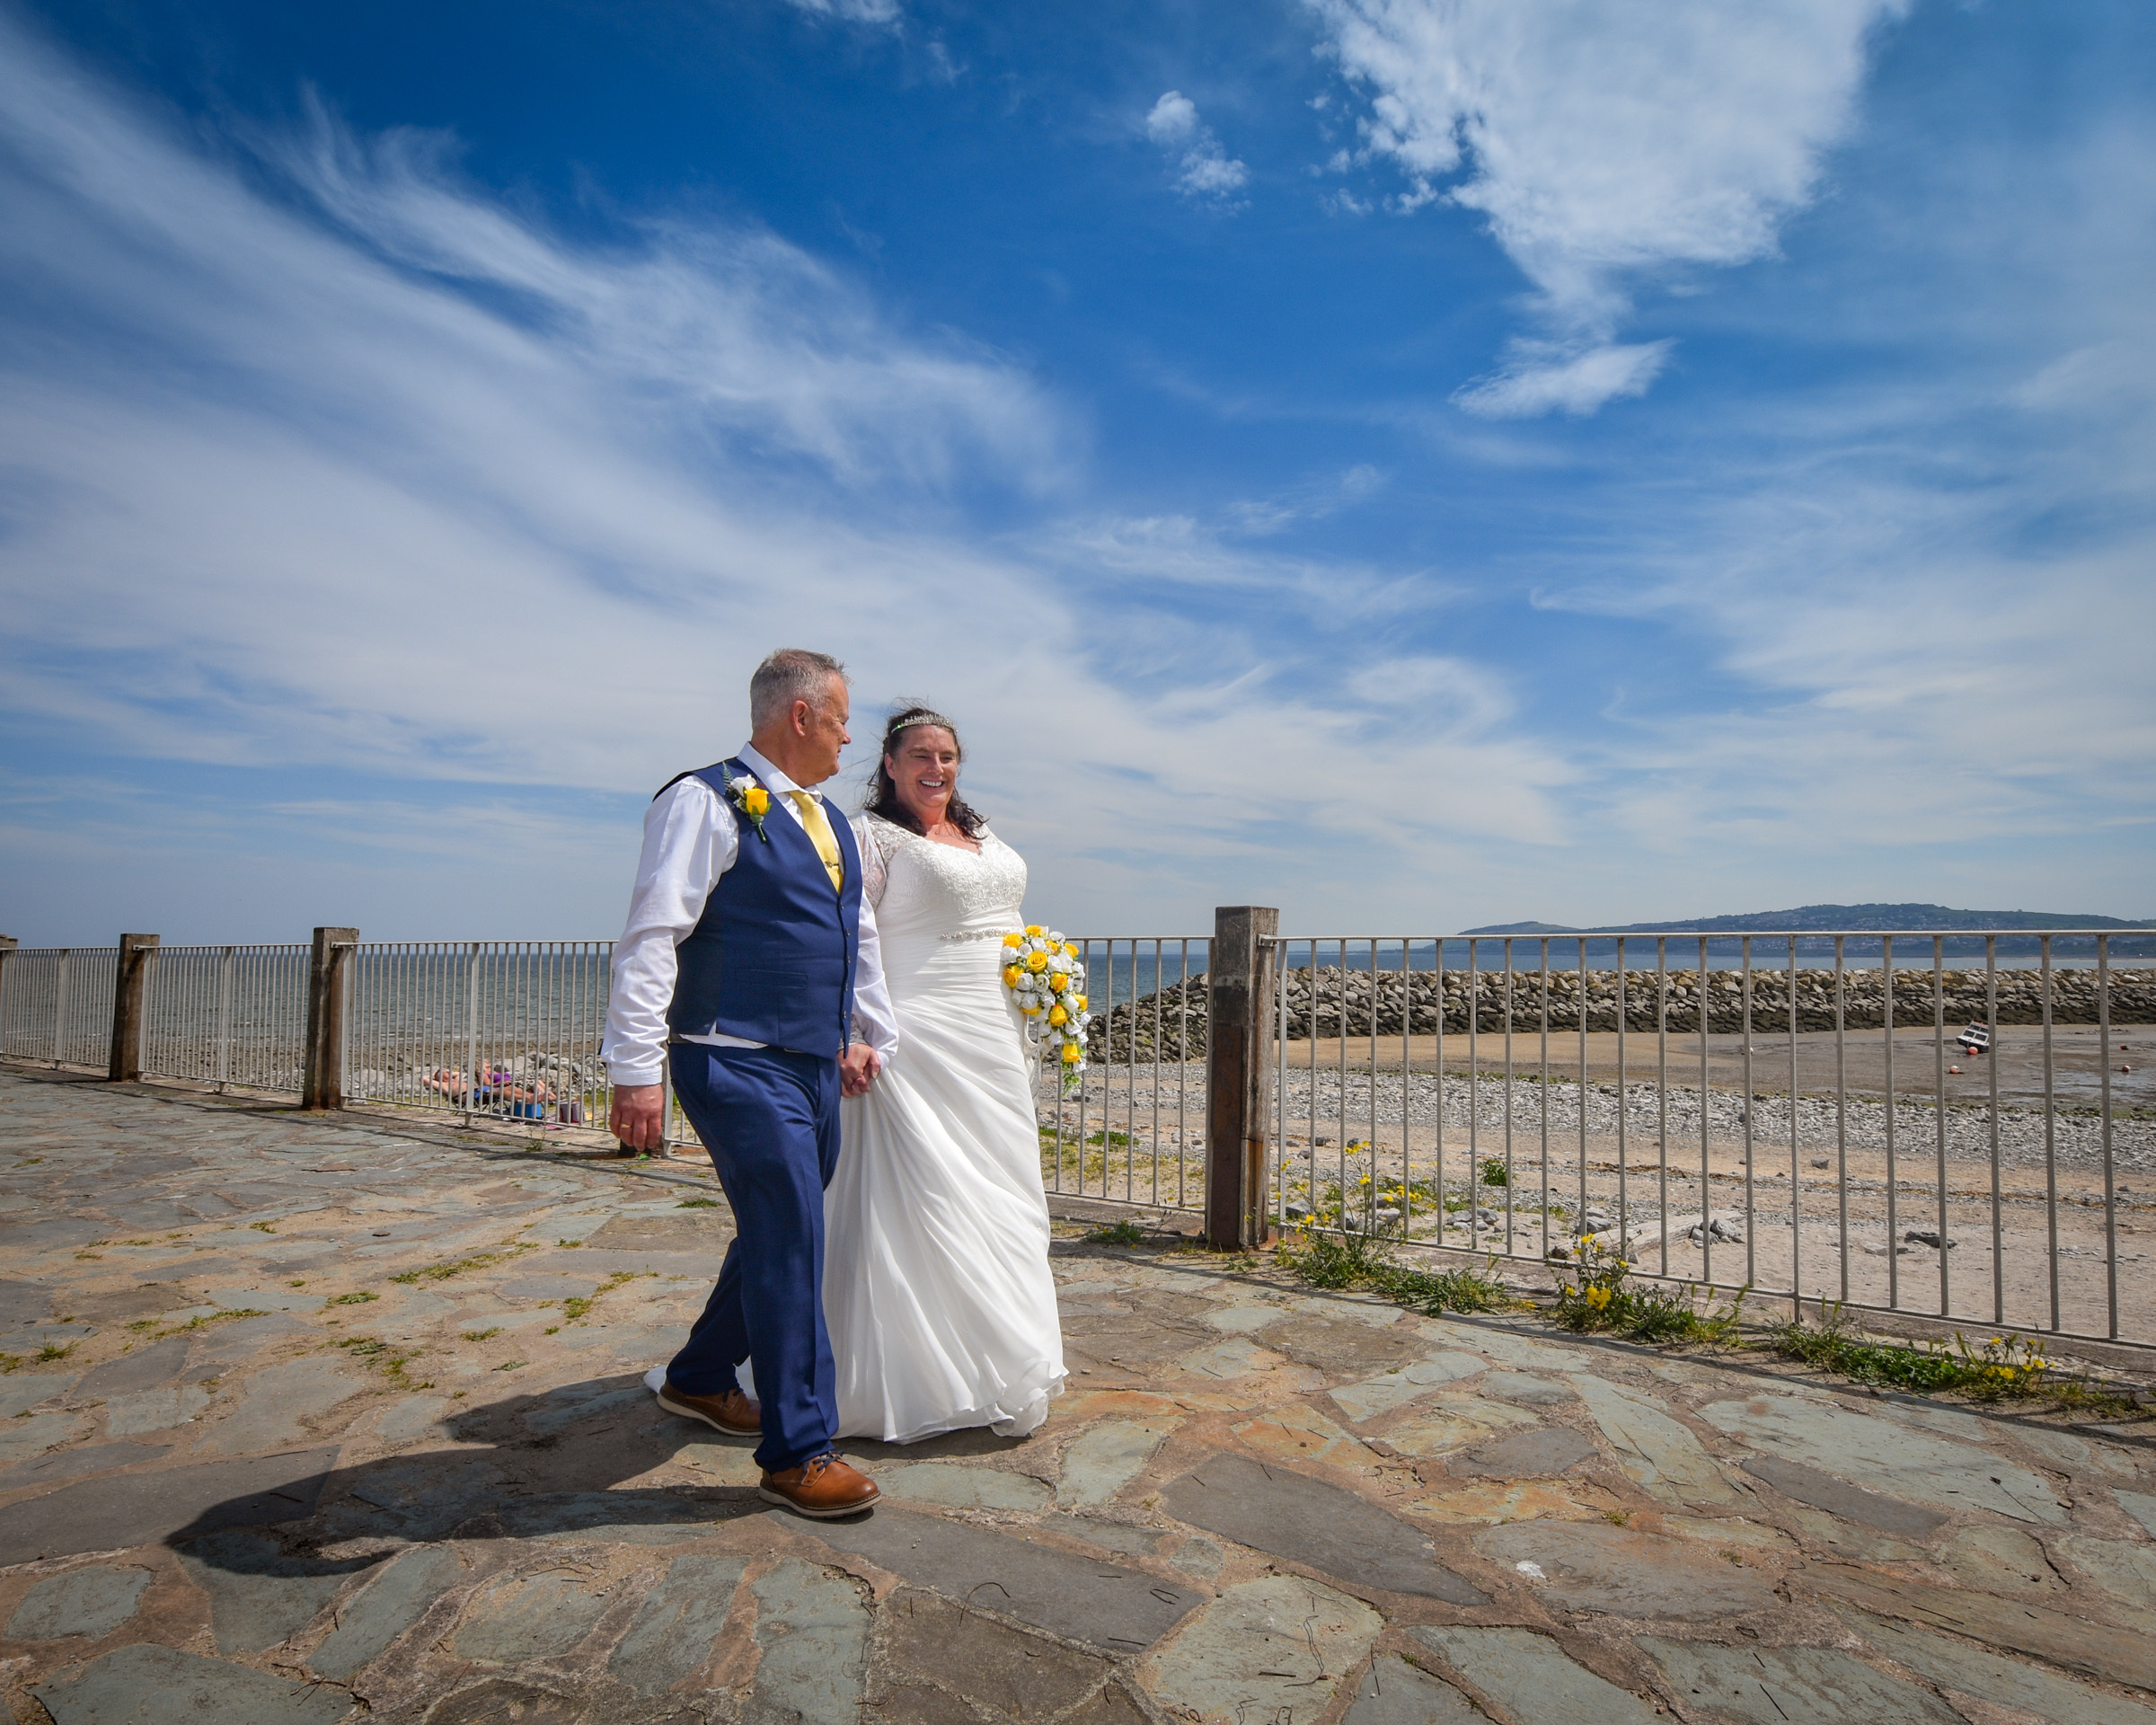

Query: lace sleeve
[853,814,897,907]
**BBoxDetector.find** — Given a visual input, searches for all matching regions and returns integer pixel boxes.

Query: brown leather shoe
[758,1452,879,1518]
[654,1380,760,1437]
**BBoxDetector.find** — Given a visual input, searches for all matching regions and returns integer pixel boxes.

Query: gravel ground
[1065,1062,2155,1174]
[1280,1070,2156,1174]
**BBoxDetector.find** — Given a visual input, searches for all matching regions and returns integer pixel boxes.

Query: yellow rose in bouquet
[999,926,1090,1088]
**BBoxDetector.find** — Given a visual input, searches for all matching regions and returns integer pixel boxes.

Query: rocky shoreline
[1092,967,2156,1064]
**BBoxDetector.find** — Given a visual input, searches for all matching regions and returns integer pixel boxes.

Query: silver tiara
[888,711,956,736]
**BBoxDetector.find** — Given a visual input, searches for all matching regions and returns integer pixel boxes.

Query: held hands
[607,1083,667,1152]
[840,1042,883,1098]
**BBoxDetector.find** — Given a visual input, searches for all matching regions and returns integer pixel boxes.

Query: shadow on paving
[162,1376,782,1558]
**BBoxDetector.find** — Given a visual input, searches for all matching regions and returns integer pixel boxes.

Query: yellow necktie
[786,791,844,893]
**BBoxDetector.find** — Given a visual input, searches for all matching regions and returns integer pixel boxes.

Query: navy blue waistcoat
[664,759,862,1058]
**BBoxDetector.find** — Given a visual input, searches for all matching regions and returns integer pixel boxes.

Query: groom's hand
[840,1042,881,1098]
[608,1083,666,1151]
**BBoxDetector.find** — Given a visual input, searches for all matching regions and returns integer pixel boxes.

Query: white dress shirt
[601,742,899,1086]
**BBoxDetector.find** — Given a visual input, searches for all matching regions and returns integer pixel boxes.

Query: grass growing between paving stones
[676,1198,720,1208]
[560,1271,641,1323]
[390,1241,537,1284]
[1280,1230,1519,1315]
[327,1291,378,1305]
[144,1308,268,1340]
[336,1335,432,1391]
[1769,1307,2144,1415]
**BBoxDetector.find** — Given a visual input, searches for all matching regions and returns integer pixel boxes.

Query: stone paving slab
[4,1066,2156,1724]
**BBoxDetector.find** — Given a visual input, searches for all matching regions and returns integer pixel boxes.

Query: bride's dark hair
[866,703,987,838]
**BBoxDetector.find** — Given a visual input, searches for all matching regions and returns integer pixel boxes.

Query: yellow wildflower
[1026,951,1048,973]
[1584,1285,1613,1312]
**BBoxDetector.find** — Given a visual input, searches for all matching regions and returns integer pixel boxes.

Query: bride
[823,704,1067,1441]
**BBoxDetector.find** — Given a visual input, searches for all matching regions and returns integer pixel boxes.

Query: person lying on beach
[423,1067,554,1111]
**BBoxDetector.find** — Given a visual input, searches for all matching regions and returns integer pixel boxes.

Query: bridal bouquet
[1001,926,1090,1087]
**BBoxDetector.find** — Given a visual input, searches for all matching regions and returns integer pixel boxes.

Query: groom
[602,648,897,1517]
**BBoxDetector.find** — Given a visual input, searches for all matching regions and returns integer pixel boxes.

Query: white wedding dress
[824,813,1067,1442]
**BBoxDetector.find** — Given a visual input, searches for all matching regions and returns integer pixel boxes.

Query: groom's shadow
[164,1370,1034,1579]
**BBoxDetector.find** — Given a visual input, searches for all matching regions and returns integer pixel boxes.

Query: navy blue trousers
[664,1043,841,1472]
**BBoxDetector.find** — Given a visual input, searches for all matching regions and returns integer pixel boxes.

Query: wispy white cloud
[782,0,902,26]
[1311,0,1909,413]
[1145,91,1250,206]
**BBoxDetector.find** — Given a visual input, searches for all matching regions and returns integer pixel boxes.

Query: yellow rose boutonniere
[720,765,772,843]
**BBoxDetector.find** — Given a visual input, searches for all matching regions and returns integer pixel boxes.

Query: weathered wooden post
[304,926,358,1110]
[1206,905,1278,1250]
[107,933,159,1082]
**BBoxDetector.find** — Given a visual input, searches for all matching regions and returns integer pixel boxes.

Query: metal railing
[137,944,311,1091]
[1036,937,1208,1213]
[0,947,119,1070]
[1267,930,2154,1350]
[346,940,614,1132]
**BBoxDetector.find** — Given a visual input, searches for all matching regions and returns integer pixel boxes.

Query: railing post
[304,926,358,1109]
[108,933,159,1081]
[54,950,70,1066]
[1206,905,1279,1250]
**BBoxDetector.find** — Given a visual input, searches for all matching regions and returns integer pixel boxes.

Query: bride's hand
[840,1042,882,1098]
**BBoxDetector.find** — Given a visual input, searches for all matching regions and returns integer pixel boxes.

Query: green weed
[460,1328,502,1342]
[1480,1158,1509,1187]
[390,1242,536,1284]
[676,1198,720,1209]
[335,1335,432,1391]
[1551,1236,1745,1345]
[1084,1220,1147,1247]
[327,1291,378,1306]
[1769,1306,2137,1412]
[153,1308,269,1340]
[1279,1231,1517,1315]
[560,1271,639,1325]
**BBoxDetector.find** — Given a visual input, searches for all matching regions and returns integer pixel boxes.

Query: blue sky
[1,0,2151,942]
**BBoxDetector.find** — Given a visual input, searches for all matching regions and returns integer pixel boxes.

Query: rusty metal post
[1206,905,1278,1250]
[108,933,159,1081]
[304,926,358,1109]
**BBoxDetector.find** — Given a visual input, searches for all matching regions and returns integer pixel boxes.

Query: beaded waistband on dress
[940,927,1014,943]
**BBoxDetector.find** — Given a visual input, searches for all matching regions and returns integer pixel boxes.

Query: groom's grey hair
[750,649,849,728]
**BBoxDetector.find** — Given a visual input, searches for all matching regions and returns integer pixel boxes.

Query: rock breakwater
[1090,967,2154,1064]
